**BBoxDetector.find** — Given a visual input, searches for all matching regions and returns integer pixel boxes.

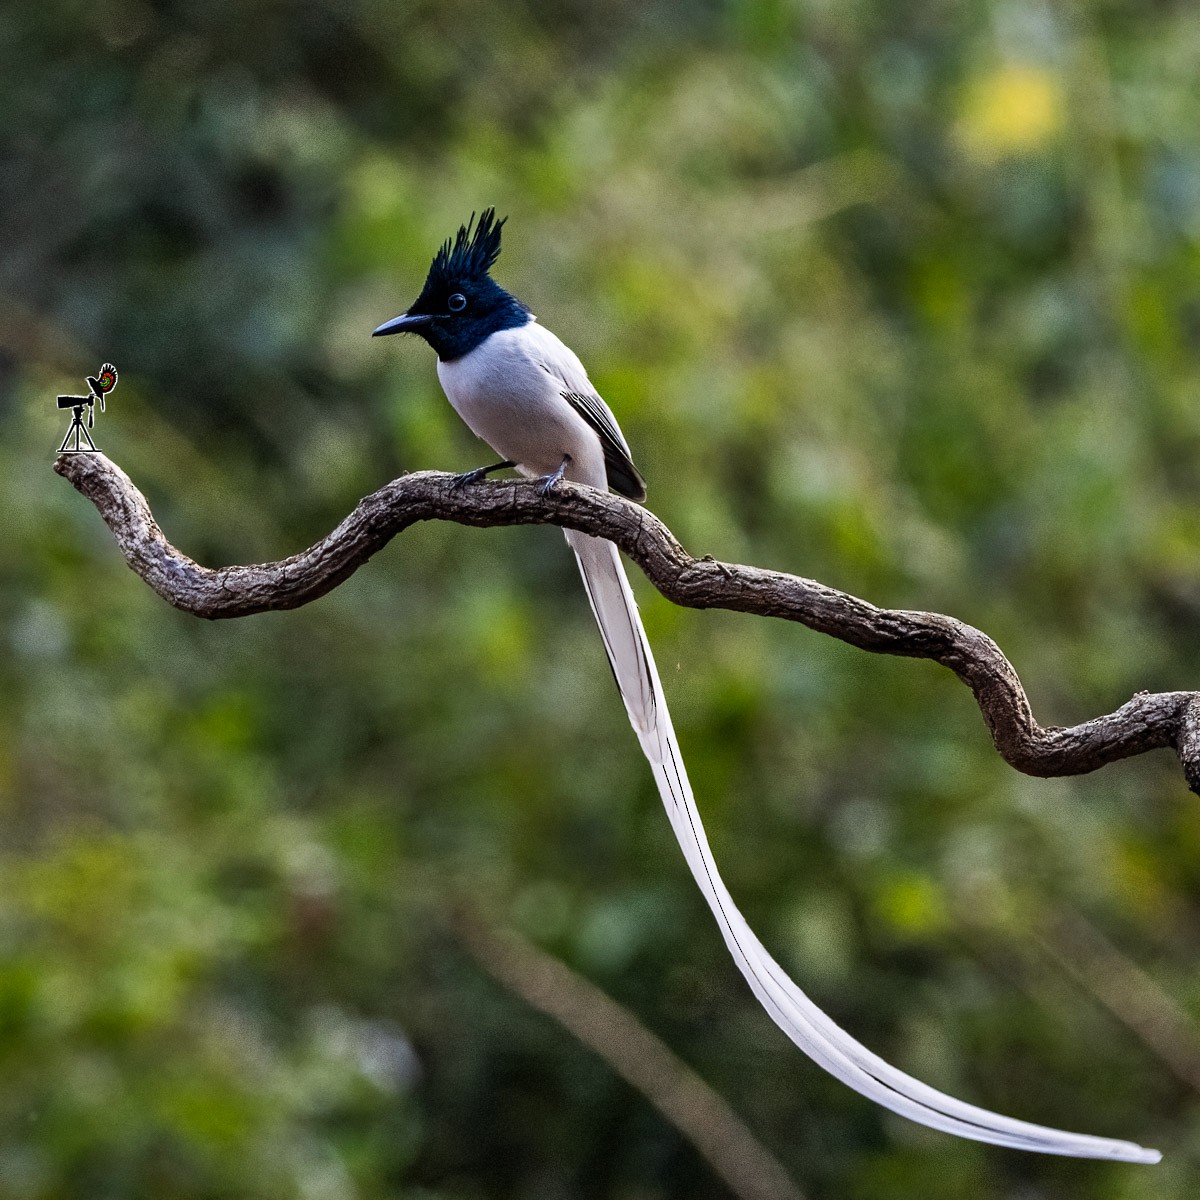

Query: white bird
[373,209,1160,1164]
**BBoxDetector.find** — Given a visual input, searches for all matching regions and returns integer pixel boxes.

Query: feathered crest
[94,363,118,395]
[429,208,506,284]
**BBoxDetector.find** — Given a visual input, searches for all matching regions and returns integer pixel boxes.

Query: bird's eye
[447,293,467,312]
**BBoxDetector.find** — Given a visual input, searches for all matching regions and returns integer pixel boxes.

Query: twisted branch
[55,452,1200,794]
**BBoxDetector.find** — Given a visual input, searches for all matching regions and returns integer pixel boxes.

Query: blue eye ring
[447,292,467,312]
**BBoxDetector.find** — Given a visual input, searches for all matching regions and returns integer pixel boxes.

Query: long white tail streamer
[564,528,1160,1164]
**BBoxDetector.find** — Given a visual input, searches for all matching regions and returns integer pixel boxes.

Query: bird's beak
[372,312,433,337]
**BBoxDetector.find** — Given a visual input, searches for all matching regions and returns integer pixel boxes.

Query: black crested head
[428,206,506,289]
[372,208,531,361]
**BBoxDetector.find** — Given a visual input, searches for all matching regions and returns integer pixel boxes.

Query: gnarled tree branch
[54,452,1200,794]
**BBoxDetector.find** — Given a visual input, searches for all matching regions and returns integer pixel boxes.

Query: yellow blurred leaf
[874,872,950,938]
[957,64,1065,161]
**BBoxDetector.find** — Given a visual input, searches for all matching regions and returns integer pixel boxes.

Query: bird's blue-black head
[372,208,531,361]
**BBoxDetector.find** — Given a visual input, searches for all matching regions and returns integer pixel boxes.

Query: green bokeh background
[4,1,1200,1196]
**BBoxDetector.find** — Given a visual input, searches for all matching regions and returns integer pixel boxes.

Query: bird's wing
[564,528,1159,1164]
[95,364,118,395]
[529,326,646,501]
[561,391,647,502]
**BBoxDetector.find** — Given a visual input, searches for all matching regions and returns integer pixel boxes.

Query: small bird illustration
[373,210,1159,1163]
[90,364,119,403]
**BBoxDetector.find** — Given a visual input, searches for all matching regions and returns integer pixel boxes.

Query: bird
[373,209,1160,1164]
[89,363,118,405]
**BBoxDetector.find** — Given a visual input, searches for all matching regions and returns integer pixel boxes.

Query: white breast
[437,323,608,488]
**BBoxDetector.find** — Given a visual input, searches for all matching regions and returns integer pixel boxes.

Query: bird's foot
[537,455,572,498]
[450,460,515,491]
[451,467,490,491]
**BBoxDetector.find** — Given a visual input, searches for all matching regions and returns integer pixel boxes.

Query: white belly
[437,325,608,489]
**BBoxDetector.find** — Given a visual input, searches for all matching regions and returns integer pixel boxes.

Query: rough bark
[55,451,1200,793]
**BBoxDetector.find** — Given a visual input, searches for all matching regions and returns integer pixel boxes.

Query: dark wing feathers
[562,391,647,501]
[94,364,118,395]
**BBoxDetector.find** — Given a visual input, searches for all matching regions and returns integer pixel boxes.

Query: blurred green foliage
[4,0,1200,1196]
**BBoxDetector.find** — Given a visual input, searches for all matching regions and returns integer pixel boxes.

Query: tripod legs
[59,409,96,453]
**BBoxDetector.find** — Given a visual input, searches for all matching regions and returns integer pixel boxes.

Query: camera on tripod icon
[57,364,118,454]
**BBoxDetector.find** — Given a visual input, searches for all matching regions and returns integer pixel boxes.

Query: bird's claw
[450,460,515,491]
[451,467,488,491]
[537,456,571,497]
